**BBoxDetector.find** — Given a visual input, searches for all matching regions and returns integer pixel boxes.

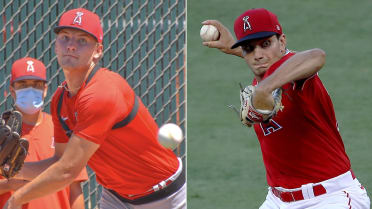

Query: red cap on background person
[231,8,283,49]
[54,8,103,43]
[10,57,47,115]
[11,57,47,84]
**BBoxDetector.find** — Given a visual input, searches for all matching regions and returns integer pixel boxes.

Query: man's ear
[93,43,103,59]
[279,34,287,53]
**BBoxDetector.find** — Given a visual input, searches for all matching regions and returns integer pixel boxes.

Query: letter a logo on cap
[26,60,34,72]
[243,16,252,32]
[73,12,84,25]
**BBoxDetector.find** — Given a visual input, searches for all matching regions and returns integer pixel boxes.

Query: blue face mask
[15,87,44,115]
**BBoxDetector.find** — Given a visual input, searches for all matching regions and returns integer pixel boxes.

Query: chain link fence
[0,0,186,208]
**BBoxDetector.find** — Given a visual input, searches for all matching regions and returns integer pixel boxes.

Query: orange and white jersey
[51,68,179,200]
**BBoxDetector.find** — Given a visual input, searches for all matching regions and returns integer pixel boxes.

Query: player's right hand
[201,20,243,58]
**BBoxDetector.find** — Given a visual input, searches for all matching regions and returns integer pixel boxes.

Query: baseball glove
[0,110,29,178]
[239,84,283,126]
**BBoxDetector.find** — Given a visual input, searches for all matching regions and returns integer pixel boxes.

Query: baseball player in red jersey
[202,8,370,208]
[4,8,185,209]
[0,57,87,209]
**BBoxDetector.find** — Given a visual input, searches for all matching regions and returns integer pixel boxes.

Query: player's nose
[65,39,77,52]
[253,47,264,60]
[67,44,76,52]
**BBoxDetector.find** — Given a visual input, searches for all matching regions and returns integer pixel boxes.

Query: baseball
[158,123,184,150]
[200,25,219,42]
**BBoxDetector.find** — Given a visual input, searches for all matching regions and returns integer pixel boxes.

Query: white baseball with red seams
[200,25,219,41]
[158,123,183,150]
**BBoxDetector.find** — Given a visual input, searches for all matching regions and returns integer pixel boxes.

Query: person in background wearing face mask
[0,57,88,209]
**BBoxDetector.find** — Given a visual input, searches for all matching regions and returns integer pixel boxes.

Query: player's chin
[59,59,79,69]
[252,67,268,77]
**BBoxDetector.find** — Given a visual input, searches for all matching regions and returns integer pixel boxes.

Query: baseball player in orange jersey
[202,8,370,208]
[4,8,185,209]
[0,57,87,209]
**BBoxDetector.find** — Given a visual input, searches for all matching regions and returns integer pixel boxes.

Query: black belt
[108,167,185,205]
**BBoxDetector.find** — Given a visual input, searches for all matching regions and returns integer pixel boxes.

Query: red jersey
[0,112,88,209]
[252,52,350,189]
[51,68,179,199]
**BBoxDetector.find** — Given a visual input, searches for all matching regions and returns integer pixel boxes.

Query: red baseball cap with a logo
[231,8,282,49]
[54,8,103,43]
[11,57,47,84]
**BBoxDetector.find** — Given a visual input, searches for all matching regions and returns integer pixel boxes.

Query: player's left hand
[252,86,275,111]
[240,84,283,126]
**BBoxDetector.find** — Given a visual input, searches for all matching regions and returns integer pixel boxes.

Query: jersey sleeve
[51,88,70,144]
[293,73,318,91]
[73,81,132,145]
[292,73,330,106]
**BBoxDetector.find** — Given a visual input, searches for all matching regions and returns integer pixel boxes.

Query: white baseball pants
[260,171,370,209]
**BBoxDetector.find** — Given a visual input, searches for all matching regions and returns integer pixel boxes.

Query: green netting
[0,1,186,208]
